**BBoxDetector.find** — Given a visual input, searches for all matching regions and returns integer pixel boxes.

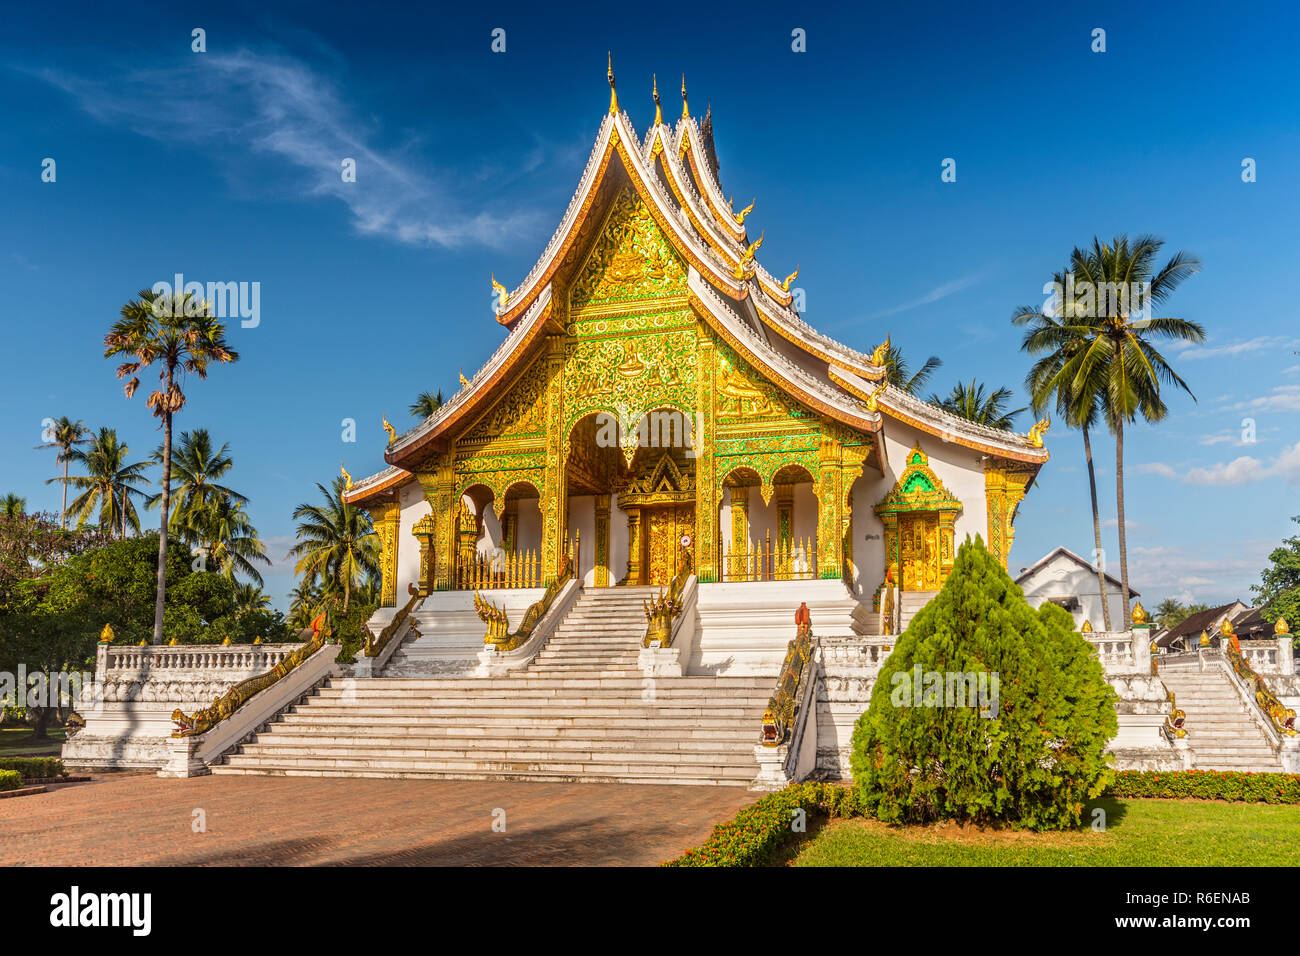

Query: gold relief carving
[594,495,611,587]
[564,329,697,430]
[569,186,688,310]
[984,459,1034,569]
[717,357,782,418]
[366,501,401,607]
[462,360,548,445]
[875,444,962,589]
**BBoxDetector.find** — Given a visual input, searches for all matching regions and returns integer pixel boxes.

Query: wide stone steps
[214,585,772,785]
[1160,667,1284,771]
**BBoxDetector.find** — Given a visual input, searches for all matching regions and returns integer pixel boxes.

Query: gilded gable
[569,186,687,312]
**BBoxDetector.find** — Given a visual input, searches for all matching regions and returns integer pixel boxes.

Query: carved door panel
[643,506,694,585]
[899,513,939,591]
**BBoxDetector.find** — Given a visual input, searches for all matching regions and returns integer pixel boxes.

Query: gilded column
[417,455,456,591]
[694,334,719,582]
[502,499,518,554]
[411,513,436,596]
[540,334,569,584]
[366,501,401,607]
[626,508,642,585]
[816,435,843,580]
[594,494,610,587]
[984,459,1032,569]
[775,483,794,549]
[731,483,750,555]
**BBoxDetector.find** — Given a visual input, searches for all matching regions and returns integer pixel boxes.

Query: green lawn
[792,798,1300,866]
[0,727,65,757]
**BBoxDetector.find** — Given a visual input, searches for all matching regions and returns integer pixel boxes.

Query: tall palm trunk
[1114,416,1131,625]
[153,386,173,644]
[343,568,351,614]
[1082,424,1111,630]
[60,454,69,530]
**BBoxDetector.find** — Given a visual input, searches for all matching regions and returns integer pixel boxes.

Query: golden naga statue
[1277,616,1291,636]
[781,265,800,293]
[382,414,396,445]
[1130,601,1148,626]
[733,197,755,226]
[1027,415,1051,448]
[99,623,115,644]
[459,369,470,388]
[869,334,891,367]
[730,231,764,280]
[490,272,509,311]
[474,592,510,645]
[340,462,353,491]
[865,380,887,412]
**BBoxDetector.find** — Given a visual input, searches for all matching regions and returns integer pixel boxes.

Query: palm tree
[288,477,380,613]
[65,428,151,537]
[187,496,270,586]
[35,417,91,529]
[1040,236,1204,620]
[880,344,942,396]
[1014,269,1114,629]
[928,380,1026,430]
[288,581,324,629]
[233,581,271,617]
[148,429,245,540]
[409,389,444,419]
[104,288,239,643]
[2,494,26,517]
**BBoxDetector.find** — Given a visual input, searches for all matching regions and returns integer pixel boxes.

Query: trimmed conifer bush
[850,536,1117,830]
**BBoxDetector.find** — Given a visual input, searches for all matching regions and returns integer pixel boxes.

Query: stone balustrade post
[1278,635,1295,676]
[1131,624,1152,675]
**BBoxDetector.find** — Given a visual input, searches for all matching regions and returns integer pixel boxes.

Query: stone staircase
[211,587,772,786]
[1160,666,1283,771]
[899,590,938,632]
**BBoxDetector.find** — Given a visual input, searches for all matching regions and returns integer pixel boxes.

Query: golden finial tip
[1220,617,1234,636]
[1081,620,1093,632]
[1199,629,1211,646]
[1130,601,1148,625]
[681,73,689,119]
[607,53,618,114]
[99,623,115,644]
[652,73,663,126]
[1277,616,1290,636]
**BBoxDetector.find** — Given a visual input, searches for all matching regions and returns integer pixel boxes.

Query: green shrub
[851,536,1117,831]
[1109,769,1300,803]
[664,782,861,866]
[0,770,21,792]
[0,756,66,780]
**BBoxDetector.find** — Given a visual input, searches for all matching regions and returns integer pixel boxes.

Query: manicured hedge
[0,770,22,792]
[0,757,66,781]
[1108,769,1300,804]
[664,782,862,867]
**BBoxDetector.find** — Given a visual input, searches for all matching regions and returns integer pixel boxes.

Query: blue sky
[2,0,1297,612]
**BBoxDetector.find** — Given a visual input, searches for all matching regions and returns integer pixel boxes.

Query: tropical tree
[233,581,271,617]
[35,417,91,529]
[288,477,379,613]
[879,345,942,396]
[409,389,444,419]
[186,496,270,586]
[1046,236,1204,619]
[1253,515,1300,627]
[2,494,25,518]
[287,580,324,629]
[65,427,151,537]
[928,379,1026,430]
[148,429,245,540]
[1154,598,1209,633]
[104,288,239,643]
[1014,269,1113,628]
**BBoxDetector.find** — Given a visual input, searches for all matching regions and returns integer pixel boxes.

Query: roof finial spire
[607,52,618,115]
[681,73,690,119]
[652,74,662,126]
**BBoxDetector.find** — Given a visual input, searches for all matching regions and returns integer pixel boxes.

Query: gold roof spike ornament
[781,265,800,293]
[1277,616,1291,636]
[459,369,470,388]
[382,414,396,445]
[681,73,689,119]
[1131,601,1148,626]
[869,334,892,367]
[865,380,887,412]
[99,623,115,644]
[607,52,618,115]
[734,198,755,226]
[652,74,662,126]
[340,462,353,491]
[490,272,508,310]
[1027,415,1051,448]
[1081,620,1093,632]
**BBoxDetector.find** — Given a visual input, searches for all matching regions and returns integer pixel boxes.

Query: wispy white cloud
[1136,441,1300,487]
[35,49,542,249]
[868,271,988,320]
[1177,336,1300,360]
[1230,385,1300,413]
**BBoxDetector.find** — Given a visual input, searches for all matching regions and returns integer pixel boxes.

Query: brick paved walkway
[0,774,756,866]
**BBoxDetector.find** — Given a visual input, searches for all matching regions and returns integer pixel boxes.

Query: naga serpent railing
[642,565,691,648]
[364,591,423,658]
[171,623,331,738]
[1225,639,1298,737]
[476,552,574,653]
[760,620,815,747]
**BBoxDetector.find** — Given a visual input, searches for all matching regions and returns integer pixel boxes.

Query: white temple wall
[396,480,430,598]
[1018,559,1130,631]
[850,419,992,604]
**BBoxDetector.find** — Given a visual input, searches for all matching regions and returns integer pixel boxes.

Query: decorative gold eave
[648,127,747,267]
[874,389,1051,467]
[687,290,883,440]
[494,118,748,327]
[342,467,411,506]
